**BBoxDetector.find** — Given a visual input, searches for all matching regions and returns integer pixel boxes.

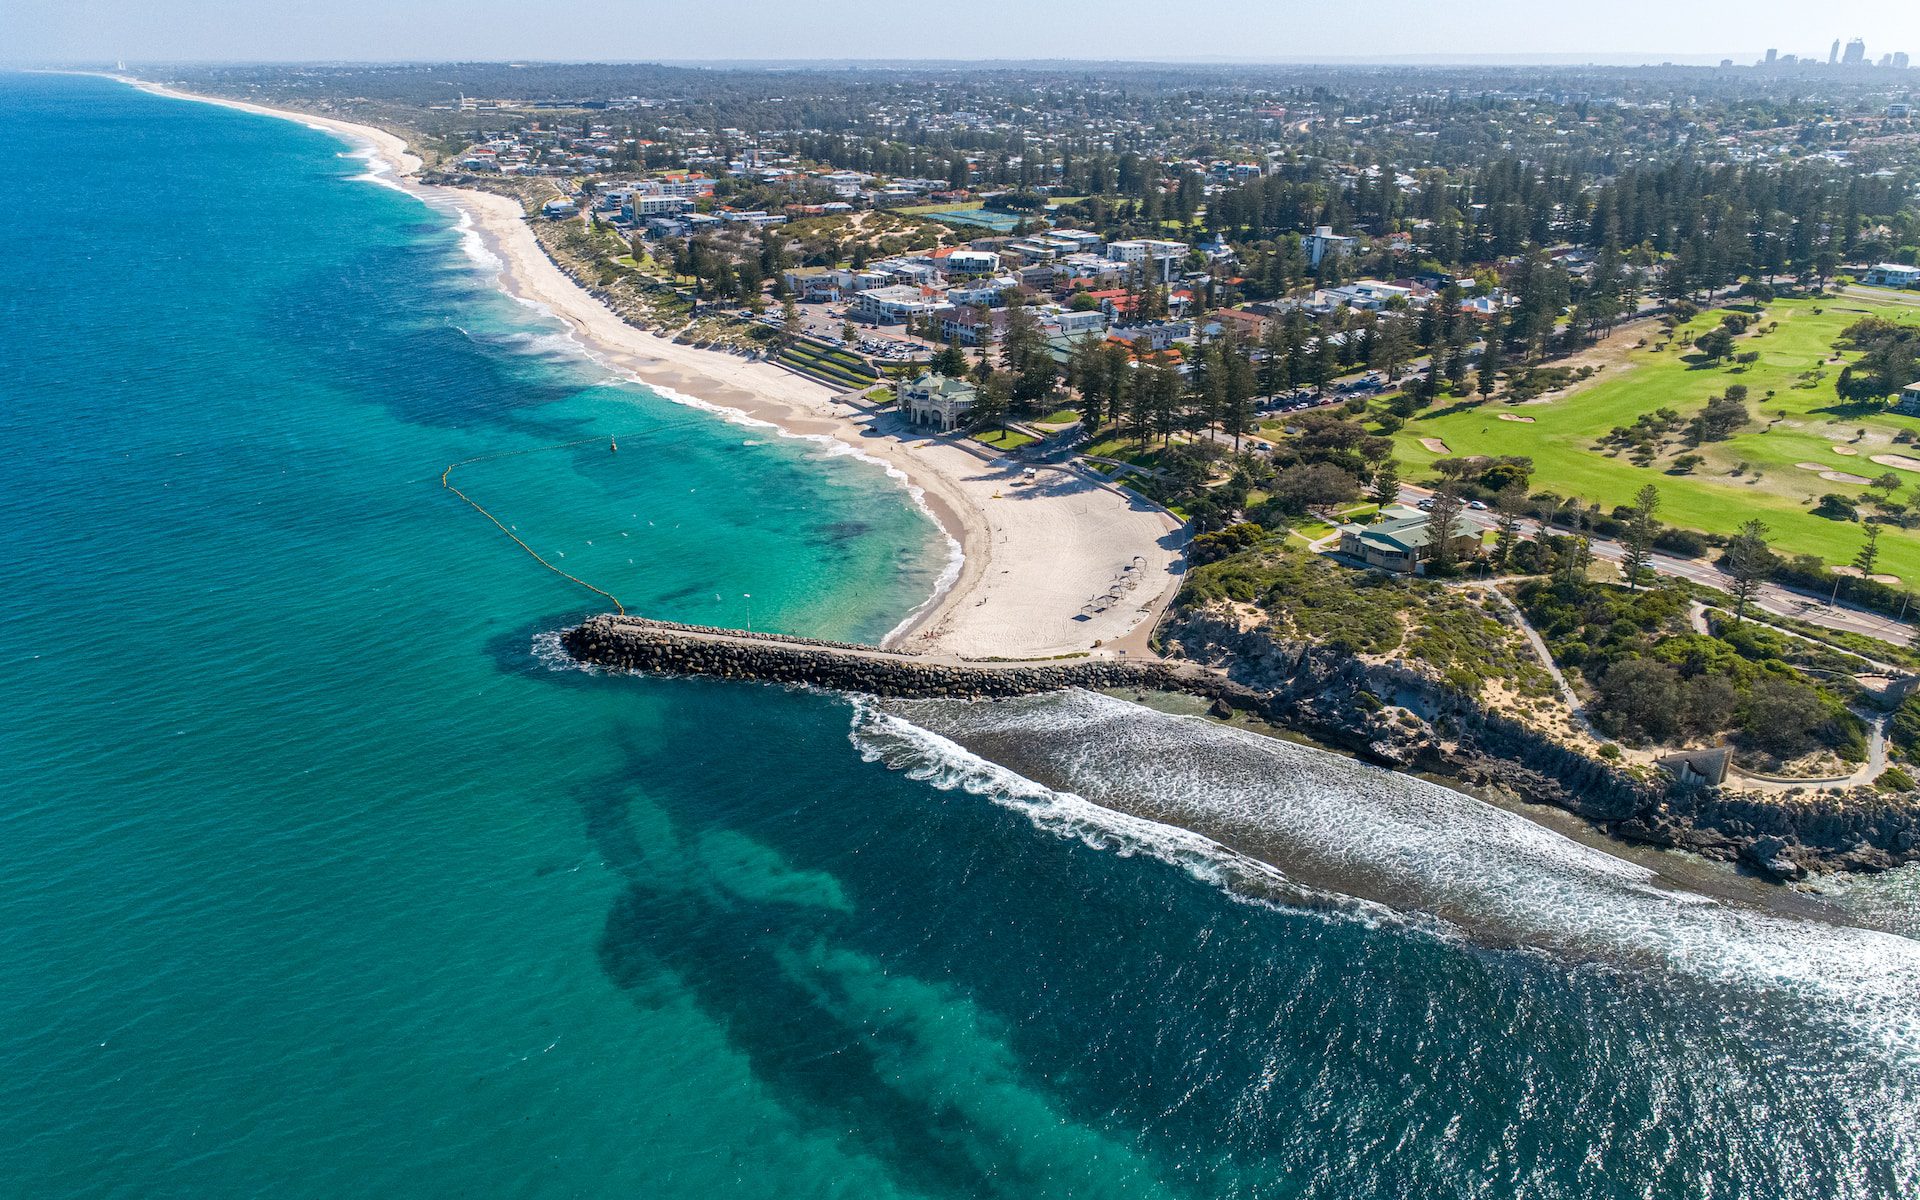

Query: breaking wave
[856,689,1920,1062]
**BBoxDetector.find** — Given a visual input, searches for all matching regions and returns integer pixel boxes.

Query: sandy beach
[115,76,1184,660]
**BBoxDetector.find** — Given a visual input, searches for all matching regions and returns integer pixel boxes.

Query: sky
[6,0,1920,66]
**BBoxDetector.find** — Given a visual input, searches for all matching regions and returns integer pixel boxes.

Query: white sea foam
[337,144,411,195]
[448,206,503,272]
[529,628,590,674]
[861,690,1920,1060]
[848,700,1413,933]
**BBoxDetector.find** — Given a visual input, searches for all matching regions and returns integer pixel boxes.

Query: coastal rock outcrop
[1160,606,1920,877]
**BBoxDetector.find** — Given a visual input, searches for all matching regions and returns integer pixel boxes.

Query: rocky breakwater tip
[559,613,1254,702]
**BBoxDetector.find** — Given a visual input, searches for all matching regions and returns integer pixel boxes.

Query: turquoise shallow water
[3,73,1919,1199]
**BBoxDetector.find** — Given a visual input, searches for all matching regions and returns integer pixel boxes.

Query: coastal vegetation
[1181,539,1557,705]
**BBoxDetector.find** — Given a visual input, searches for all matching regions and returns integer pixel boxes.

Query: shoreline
[111,74,1183,659]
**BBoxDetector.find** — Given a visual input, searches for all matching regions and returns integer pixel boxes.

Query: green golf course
[1393,293,1920,582]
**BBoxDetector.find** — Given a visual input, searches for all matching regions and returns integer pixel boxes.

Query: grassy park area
[1392,295,1920,582]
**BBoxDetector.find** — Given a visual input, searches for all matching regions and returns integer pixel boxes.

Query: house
[936,305,1011,346]
[1894,382,1920,416]
[946,276,1021,308]
[1336,507,1482,574]
[1110,320,1190,353]
[1317,279,1415,312]
[1864,263,1920,289]
[541,198,578,219]
[782,268,845,302]
[1303,225,1357,270]
[900,373,979,431]
[1042,309,1108,338]
[1210,308,1267,339]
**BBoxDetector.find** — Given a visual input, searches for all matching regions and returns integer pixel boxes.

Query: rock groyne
[560,614,1258,703]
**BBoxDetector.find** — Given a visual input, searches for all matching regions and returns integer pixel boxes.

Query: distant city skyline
[5,0,1920,67]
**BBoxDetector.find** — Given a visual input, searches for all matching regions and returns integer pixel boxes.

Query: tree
[932,337,968,379]
[1694,327,1736,363]
[1478,315,1503,398]
[1855,522,1884,578]
[1370,458,1401,507]
[1723,518,1776,624]
[1424,484,1467,573]
[1552,501,1594,586]
[778,295,801,351]
[1271,463,1360,514]
[1493,483,1529,565]
[1622,483,1661,593]
[971,371,1012,432]
[1595,659,1685,745]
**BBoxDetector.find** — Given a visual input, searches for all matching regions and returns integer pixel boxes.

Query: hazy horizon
[7,0,1920,70]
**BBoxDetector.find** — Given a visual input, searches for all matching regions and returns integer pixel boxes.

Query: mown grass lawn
[1391,296,1920,581]
[973,428,1037,450]
[1083,431,1164,467]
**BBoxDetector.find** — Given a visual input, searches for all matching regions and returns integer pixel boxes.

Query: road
[1394,482,1916,647]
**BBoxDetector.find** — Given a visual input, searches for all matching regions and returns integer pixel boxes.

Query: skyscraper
[1896,52,1912,70]
[1764,48,1778,65]
[1844,38,1867,67]
[1831,38,1842,65]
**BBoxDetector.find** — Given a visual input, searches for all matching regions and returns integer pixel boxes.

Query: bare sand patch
[1497,413,1536,423]
[1420,437,1451,454]
[1832,445,1859,456]
[1871,453,1920,472]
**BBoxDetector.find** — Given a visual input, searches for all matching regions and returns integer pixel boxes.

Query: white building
[1316,279,1416,311]
[941,249,1002,276]
[856,285,943,324]
[1042,309,1108,338]
[1106,239,1189,283]
[1865,263,1920,288]
[1303,225,1358,270]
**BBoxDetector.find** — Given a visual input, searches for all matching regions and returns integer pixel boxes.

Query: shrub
[1653,528,1709,557]
[1876,766,1916,793]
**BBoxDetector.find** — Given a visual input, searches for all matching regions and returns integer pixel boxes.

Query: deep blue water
[2,72,1917,1199]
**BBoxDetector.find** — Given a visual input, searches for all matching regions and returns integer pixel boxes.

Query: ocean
[1,72,1916,1199]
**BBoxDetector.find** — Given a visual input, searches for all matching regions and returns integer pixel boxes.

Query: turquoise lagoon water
[3,72,1919,1199]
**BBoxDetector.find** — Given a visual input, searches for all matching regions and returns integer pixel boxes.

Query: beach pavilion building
[1336,506,1482,574]
[900,373,979,432]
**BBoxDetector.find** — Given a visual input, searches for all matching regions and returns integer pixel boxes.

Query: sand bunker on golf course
[1871,453,1920,473]
[1794,462,1872,484]
[1420,438,1450,454]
